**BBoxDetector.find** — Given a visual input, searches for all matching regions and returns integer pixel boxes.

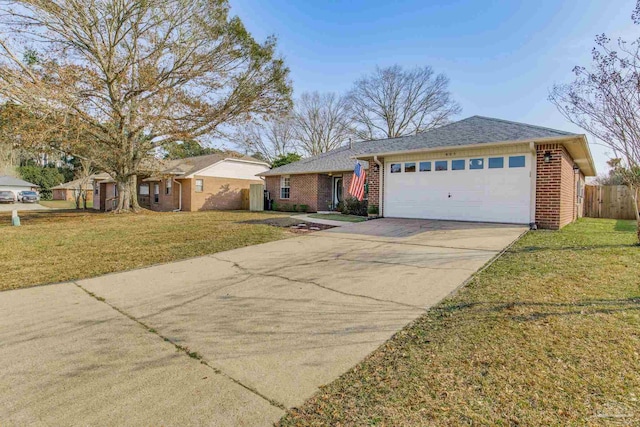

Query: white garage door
[384,154,532,224]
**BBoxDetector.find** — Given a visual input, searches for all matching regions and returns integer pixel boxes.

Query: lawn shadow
[512,243,638,253]
[436,297,640,322]
[615,219,638,232]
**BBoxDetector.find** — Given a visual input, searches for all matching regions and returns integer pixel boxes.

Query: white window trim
[280,175,290,199]
[195,179,204,193]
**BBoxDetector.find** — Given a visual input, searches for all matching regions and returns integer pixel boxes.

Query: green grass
[0,210,291,291]
[39,200,94,209]
[279,218,640,426]
[306,213,366,222]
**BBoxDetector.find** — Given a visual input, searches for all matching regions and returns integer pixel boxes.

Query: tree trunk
[114,174,141,213]
[633,187,640,244]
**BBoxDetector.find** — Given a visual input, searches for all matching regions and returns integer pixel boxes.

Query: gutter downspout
[173,178,182,212]
[374,155,383,217]
[529,142,537,229]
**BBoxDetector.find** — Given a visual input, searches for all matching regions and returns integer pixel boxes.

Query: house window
[405,162,416,172]
[390,163,401,173]
[153,183,159,203]
[165,179,172,195]
[419,161,431,172]
[280,176,290,199]
[509,155,526,168]
[488,157,504,169]
[452,160,465,170]
[470,158,484,169]
[435,160,448,171]
[139,184,150,195]
[195,179,203,193]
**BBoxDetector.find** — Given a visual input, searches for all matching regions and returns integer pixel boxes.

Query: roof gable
[0,176,38,187]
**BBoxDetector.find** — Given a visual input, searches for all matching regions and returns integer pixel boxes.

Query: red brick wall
[266,174,320,211]
[266,173,341,212]
[535,144,579,229]
[559,148,578,228]
[360,158,382,213]
[317,175,332,211]
[342,173,353,198]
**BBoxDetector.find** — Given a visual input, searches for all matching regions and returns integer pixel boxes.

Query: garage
[383,153,532,224]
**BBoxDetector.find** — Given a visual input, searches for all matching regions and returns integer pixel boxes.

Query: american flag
[348,161,366,201]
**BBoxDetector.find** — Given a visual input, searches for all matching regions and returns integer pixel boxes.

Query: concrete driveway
[0,202,49,211]
[0,219,526,426]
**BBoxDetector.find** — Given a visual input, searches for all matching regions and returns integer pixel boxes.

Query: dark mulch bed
[241,216,335,233]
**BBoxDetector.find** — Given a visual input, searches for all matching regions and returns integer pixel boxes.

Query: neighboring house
[0,176,39,199]
[92,173,118,212]
[51,177,96,202]
[139,154,268,212]
[259,116,597,230]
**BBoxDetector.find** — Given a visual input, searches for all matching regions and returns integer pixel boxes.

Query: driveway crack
[72,281,287,411]
[307,233,499,252]
[209,255,425,311]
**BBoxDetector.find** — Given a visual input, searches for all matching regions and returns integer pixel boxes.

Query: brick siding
[142,176,260,212]
[360,158,382,213]
[266,174,321,211]
[266,173,347,212]
[535,144,580,229]
[53,188,94,202]
[317,175,332,211]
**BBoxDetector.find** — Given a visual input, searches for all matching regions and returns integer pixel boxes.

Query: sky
[228,0,639,176]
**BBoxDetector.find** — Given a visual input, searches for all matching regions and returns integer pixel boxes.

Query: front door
[333,176,343,209]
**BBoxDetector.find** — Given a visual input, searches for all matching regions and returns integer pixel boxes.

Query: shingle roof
[260,116,576,176]
[259,146,369,176]
[51,176,98,190]
[0,175,38,187]
[91,153,267,183]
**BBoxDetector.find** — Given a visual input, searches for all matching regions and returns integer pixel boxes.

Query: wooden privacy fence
[240,188,250,210]
[584,185,639,220]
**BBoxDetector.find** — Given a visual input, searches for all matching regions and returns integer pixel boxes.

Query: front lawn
[0,210,290,291]
[280,218,640,426]
[306,213,366,223]
[39,200,93,209]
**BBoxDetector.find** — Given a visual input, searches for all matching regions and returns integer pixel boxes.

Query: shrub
[17,165,65,201]
[367,204,379,215]
[341,197,368,216]
[299,204,309,213]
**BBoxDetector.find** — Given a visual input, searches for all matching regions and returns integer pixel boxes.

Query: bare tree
[549,4,640,242]
[293,92,354,156]
[231,117,297,163]
[72,158,93,210]
[347,65,461,140]
[0,0,291,212]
